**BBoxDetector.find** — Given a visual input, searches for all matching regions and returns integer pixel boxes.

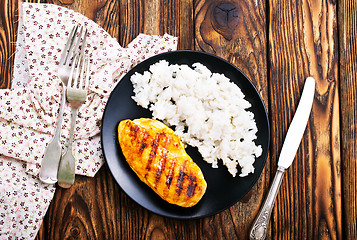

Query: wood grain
[195,0,268,239]
[119,0,193,49]
[41,169,122,239]
[0,0,349,239]
[116,1,199,239]
[338,0,357,239]
[269,0,341,239]
[41,1,197,239]
[35,1,121,239]
[0,0,19,89]
[50,0,120,38]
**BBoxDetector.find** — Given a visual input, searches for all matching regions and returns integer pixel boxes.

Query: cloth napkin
[0,2,177,239]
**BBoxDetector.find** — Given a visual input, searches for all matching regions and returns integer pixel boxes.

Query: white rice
[130,60,262,177]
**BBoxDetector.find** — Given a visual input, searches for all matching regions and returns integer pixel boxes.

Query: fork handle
[57,107,77,188]
[54,87,66,140]
[39,87,66,184]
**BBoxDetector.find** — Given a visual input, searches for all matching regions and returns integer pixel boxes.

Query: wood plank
[117,1,197,239]
[338,0,357,239]
[40,169,123,239]
[0,0,347,239]
[0,0,19,89]
[36,0,195,239]
[35,1,121,239]
[194,0,269,239]
[268,0,341,238]
[119,0,193,49]
[49,0,120,38]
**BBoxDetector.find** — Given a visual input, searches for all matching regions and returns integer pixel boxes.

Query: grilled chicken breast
[118,118,207,207]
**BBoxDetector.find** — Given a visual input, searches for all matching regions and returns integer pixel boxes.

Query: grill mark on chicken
[139,142,147,153]
[187,175,197,197]
[144,132,165,178]
[128,122,139,142]
[166,158,176,188]
[118,119,207,207]
[175,160,187,196]
[154,150,167,186]
[138,132,149,154]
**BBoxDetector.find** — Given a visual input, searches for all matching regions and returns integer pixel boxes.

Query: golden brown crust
[118,118,207,207]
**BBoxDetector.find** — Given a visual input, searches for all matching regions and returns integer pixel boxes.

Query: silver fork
[57,54,90,188]
[39,24,87,184]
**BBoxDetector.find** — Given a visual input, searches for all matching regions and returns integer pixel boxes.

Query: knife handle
[249,166,286,240]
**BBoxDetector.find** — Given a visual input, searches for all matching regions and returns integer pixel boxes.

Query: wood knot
[150,228,166,240]
[211,2,240,40]
[58,0,75,5]
[70,226,80,237]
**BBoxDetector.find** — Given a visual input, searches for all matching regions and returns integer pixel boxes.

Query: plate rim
[100,50,270,219]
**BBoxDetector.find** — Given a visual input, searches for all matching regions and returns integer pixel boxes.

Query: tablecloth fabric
[0,2,177,239]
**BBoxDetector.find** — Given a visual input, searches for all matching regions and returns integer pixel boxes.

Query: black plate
[101,50,269,219]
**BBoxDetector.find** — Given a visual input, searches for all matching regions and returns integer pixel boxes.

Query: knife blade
[249,77,315,240]
[278,76,315,169]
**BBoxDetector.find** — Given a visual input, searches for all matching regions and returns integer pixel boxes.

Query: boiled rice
[130,60,262,177]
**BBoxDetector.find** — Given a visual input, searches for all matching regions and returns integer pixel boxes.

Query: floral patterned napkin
[0,2,177,239]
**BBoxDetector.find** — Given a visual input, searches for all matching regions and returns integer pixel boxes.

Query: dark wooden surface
[0,0,355,239]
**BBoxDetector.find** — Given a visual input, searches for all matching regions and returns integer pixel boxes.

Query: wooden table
[1,0,356,239]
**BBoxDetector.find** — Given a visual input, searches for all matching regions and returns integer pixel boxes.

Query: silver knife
[249,77,315,240]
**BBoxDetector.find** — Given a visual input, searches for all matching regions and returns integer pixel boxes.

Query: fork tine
[74,55,82,87]
[78,54,86,89]
[84,55,90,90]
[69,26,84,64]
[68,54,79,88]
[69,26,88,68]
[79,28,88,57]
[67,29,81,67]
[59,24,79,66]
